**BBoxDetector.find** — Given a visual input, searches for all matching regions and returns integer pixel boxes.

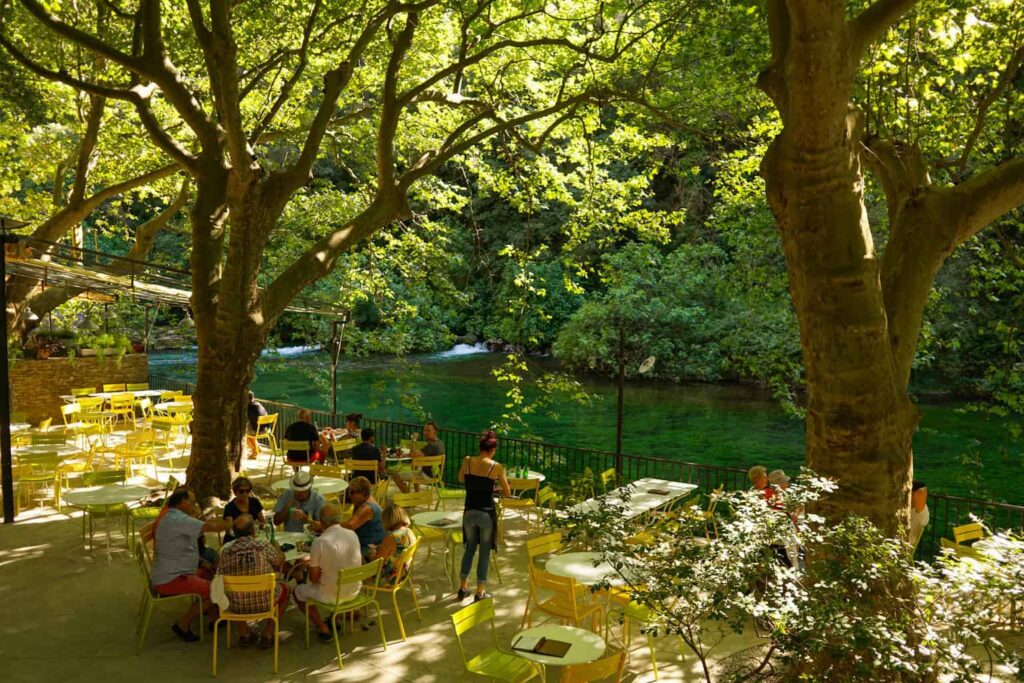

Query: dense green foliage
[0,0,1021,418]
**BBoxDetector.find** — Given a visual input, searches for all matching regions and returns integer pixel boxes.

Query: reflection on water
[151,347,1023,504]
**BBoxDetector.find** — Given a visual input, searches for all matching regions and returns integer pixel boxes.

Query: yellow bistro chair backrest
[62,403,82,423]
[32,431,67,445]
[392,490,433,511]
[71,387,95,397]
[329,558,383,607]
[560,649,627,683]
[78,397,105,413]
[600,468,617,492]
[126,383,149,391]
[110,393,135,410]
[104,383,127,392]
[526,532,563,565]
[221,573,277,616]
[952,522,985,545]
[310,464,345,478]
[281,439,311,461]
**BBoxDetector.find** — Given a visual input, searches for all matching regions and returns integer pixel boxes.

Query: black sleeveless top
[464,460,497,511]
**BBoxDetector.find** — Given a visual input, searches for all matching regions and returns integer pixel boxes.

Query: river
[150,344,1022,505]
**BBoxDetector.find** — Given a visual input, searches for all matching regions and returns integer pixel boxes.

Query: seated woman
[374,503,417,583]
[342,476,386,560]
[221,476,266,544]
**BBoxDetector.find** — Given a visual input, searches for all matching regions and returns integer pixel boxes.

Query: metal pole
[330,320,339,427]
[615,323,625,477]
[1,233,18,523]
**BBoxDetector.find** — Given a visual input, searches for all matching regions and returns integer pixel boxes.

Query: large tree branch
[267,5,393,199]
[377,11,421,190]
[27,178,190,318]
[249,0,323,144]
[860,136,930,224]
[946,157,1024,246]
[67,95,107,206]
[848,0,921,61]
[18,0,142,73]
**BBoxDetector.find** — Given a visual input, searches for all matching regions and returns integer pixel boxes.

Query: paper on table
[512,635,543,653]
[428,517,457,527]
[646,487,671,495]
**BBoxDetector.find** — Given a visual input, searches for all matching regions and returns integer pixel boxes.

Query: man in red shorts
[151,487,233,642]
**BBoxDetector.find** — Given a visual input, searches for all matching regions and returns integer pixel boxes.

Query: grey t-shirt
[151,508,204,586]
[273,489,326,532]
[421,438,445,456]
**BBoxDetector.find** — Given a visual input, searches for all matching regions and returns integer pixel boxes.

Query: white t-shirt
[310,525,362,604]
[909,504,930,545]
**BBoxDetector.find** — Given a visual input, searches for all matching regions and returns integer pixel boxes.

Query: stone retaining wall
[10,354,149,425]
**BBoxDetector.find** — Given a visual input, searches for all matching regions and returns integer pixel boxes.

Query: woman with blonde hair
[374,503,417,583]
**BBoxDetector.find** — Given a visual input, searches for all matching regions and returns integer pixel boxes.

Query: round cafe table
[411,510,463,585]
[511,624,606,668]
[91,389,164,400]
[546,551,630,588]
[273,531,310,565]
[271,477,349,496]
[154,401,193,414]
[10,422,31,434]
[64,484,152,558]
[14,443,83,460]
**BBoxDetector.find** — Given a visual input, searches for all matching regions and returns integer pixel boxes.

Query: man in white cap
[273,470,326,533]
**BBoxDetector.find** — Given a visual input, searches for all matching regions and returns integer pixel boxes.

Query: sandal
[318,630,333,643]
[238,632,259,648]
[172,623,199,643]
[258,635,274,650]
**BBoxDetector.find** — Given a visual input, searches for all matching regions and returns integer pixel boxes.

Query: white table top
[508,469,545,482]
[546,551,632,587]
[14,444,83,459]
[511,624,606,666]
[571,478,697,520]
[271,476,349,495]
[10,423,31,433]
[154,401,193,412]
[92,389,164,400]
[272,531,311,563]
[411,510,463,530]
[64,484,151,506]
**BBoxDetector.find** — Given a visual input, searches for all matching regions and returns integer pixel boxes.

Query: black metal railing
[149,373,1023,560]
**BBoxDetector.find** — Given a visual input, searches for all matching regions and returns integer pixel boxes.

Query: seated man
[284,409,330,463]
[350,427,384,484]
[151,487,233,642]
[397,420,445,493]
[217,514,287,649]
[293,503,363,642]
[273,470,326,533]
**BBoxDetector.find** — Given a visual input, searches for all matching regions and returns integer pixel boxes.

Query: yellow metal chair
[31,431,68,446]
[104,393,137,430]
[451,598,542,682]
[252,413,279,456]
[15,453,61,513]
[599,468,617,493]
[953,522,985,545]
[344,458,381,481]
[561,649,627,683]
[158,390,182,402]
[304,559,387,669]
[376,538,423,641]
[940,536,983,560]
[211,573,279,676]
[694,485,724,540]
[309,463,345,479]
[71,386,96,397]
[103,383,127,392]
[114,430,159,480]
[536,486,561,531]
[78,469,131,550]
[523,566,604,634]
[273,439,312,480]
[135,541,204,652]
[410,454,445,506]
[520,532,565,627]
[134,397,154,427]
[374,476,391,501]
[606,589,663,679]
[399,490,449,562]
[126,383,149,391]
[502,477,541,527]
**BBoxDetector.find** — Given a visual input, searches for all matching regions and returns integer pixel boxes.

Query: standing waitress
[456,430,511,602]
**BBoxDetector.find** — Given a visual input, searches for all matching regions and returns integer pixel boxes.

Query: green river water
[150,345,1022,505]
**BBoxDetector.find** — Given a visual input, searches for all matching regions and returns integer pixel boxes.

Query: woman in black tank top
[457,430,511,602]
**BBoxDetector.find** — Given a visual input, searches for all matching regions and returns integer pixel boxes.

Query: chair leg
[331,614,344,669]
[392,591,406,641]
[408,579,422,620]
[648,633,659,679]
[212,619,219,676]
[374,601,388,651]
[273,617,279,674]
[136,598,153,654]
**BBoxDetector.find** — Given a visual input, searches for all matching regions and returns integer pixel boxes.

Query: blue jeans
[460,509,494,584]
